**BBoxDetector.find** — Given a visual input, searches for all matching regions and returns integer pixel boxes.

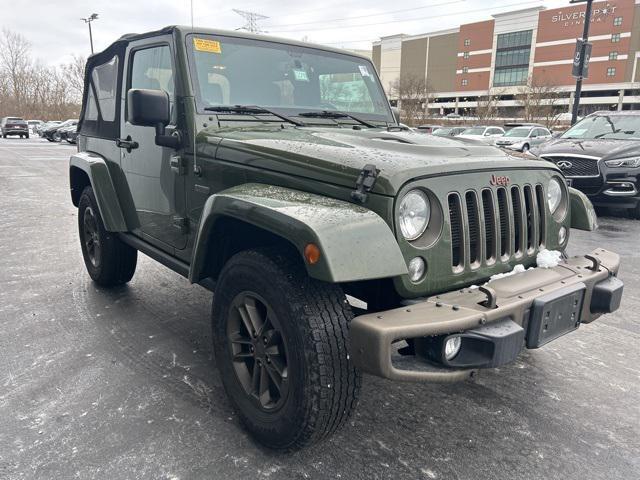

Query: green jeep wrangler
[70,26,624,450]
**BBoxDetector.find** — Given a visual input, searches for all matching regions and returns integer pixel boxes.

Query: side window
[130,45,174,98]
[91,55,119,121]
[85,87,99,121]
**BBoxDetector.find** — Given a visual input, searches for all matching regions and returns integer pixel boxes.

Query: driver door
[120,40,187,251]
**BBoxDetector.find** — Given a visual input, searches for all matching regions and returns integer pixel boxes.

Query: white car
[494,126,553,153]
[458,126,505,144]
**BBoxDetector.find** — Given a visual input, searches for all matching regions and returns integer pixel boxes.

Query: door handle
[116,136,139,153]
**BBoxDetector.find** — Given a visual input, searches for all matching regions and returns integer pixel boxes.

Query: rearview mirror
[127,88,181,149]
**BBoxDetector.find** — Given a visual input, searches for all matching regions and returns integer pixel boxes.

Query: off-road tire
[212,247,361,451]
[78,186,137,286]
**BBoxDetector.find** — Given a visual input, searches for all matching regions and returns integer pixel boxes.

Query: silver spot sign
[572,38,592,79]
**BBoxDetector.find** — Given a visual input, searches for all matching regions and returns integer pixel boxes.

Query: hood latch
[351,164,379,203]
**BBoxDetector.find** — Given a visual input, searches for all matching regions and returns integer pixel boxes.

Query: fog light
[444,336,462,361]
[558,226,567,245]
[408,257,426,283]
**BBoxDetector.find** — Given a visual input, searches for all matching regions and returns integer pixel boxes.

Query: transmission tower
[233,9,269,33]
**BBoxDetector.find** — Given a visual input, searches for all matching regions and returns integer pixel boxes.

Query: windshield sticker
[293,69,309,81]
[358,65,370,77]
[193,38,221,53]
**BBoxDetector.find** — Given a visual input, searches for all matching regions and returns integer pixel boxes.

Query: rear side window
[85,88,99,121]
[130,45,174,97]
[91,56,119,121]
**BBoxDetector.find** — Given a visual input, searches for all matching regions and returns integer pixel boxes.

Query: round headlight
[399,190,430,241]
[547,178,563,214]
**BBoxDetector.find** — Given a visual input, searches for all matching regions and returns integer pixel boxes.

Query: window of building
[462,66,469,73]
[493,29,532,87]
[463,52,470,59]
[613,16,623,26]
[611,33,621,43]
[607,67,616,77]
[609,51,618,61]
[464,38,470,46]
[462,79,468,86]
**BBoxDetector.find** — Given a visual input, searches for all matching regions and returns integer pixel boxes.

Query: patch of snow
[536,249,562,268]
[489,264,526,281]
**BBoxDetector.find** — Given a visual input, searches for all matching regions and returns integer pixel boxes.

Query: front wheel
[212,247,361,451]
[78,186,137,286]
[52,132,61,142]
[521,143,530,153]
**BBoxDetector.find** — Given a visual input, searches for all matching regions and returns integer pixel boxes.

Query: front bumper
[350,249,622,382]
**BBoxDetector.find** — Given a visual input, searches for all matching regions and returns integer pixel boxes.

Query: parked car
[458,125,505,143]
[414,125,442,134]
[27,120,43,135]
[535,111,640,218]
[58,124,79,144]
[42,119,78,142]
[1,117,29,138]
[432,126,466,137]
[494,125,552,152]
[36,121,61,136]
[69,26,622,451]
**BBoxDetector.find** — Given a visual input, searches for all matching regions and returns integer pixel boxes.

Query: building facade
[372,0,640,117]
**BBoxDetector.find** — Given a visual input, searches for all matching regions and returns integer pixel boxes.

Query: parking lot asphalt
[0,137,638,480]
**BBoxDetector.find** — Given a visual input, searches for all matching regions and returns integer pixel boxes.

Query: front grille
[448,185,545,271]
[541,155,600,177]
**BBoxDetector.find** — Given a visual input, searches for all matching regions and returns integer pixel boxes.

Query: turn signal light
[304,243,321,265]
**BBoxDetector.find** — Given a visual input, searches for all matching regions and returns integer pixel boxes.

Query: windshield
[562,115,640,140]
[462,127,484,135]
[505,127,530,138]
[186,34,393,123]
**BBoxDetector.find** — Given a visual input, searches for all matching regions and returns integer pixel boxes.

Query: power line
[269,0,543,34]
[263,0,464,29]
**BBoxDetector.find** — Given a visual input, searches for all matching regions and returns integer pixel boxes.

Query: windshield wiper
[204,105,305,127]
[298,110,378,129]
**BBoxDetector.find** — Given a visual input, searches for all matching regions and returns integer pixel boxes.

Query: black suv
[1,117,29,138]
[534,111,640,217]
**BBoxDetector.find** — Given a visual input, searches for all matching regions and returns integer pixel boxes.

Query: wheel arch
[69,152,128,232]
[189,184,408,285]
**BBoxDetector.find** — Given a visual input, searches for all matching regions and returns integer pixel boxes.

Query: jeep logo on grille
[556,160,573,170]
[490,174,511,186]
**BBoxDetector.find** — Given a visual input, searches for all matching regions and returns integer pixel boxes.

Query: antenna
[233,9,269,33]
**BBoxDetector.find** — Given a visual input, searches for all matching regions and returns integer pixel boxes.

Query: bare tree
[516,77,563,129]
[0,28,82,120]
[62,55,86,104]
[389,73,433,126]
[475,89,499,122]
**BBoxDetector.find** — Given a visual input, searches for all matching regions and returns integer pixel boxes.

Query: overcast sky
[3,0,571,65]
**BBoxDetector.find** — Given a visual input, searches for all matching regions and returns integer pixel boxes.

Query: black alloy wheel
[227,292,289,411]
[82,205,101,269]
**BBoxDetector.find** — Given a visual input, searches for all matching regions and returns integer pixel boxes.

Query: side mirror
[391,107,400,124]
[127,88,180,149]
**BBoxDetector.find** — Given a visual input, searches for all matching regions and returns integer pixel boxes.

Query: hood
[200,125,558,196]
[536,137,640,161]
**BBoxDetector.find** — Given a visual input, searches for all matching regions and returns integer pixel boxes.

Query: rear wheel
[212,247,361,451]
[78,186,137,286]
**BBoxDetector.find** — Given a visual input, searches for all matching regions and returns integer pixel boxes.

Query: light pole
[570,0,593,125]
[81,13,99,54]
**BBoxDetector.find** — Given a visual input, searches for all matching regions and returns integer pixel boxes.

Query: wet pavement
[0,137,638,479]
